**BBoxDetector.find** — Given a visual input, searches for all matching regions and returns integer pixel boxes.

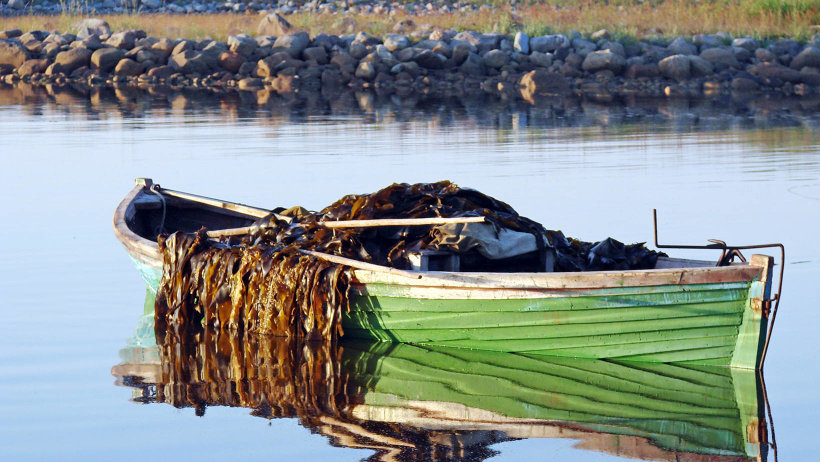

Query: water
[1,85,818,461]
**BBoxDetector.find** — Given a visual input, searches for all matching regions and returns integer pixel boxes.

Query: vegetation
[0,0,817,42]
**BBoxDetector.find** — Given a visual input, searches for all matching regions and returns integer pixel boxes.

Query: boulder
[0,39,29,67]
[531,34,570,53]
[791,46,820,70]
[169,50,209,74]
[667,37,697,56]
[114,58,143,76]
[413,49,447,69]
[141,0,161,8]
[519,70,570,98]
[227,34,257,58]
[658,54,691,81]
[482,49,509,69]
[459,52,485,76]
[582,49,625,73]
[330,51,356,71]
[755,48,777,62]
[731,77,758,92]
[355,61,376,80]
[732,38,759,52]
[624,63,659,79]
[692,34,722,50]
[514,32,529,54]
[147,65,175,79]
[529,51,552,68]
[688,55,714,76]
[0,29,22,40]
[700,47,739,68]
[570,38,596,57]
[273,32,310,59]
[106,31,137,50]
[90,47,125,71]
[301,46,328,65]
[8,0,25,10]
[16,58,47,76]
[257,13,293,37]
[749,62,802,83]
[393,18,416,34]
[53,48,93,74]
[383,34,409,52]
[218,51,245,72]
[591,29,611,40]
[74,18,110,40]
[452,31,498,54]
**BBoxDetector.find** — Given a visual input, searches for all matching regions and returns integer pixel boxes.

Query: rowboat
[113,178,782,369]
[112,295,772,461]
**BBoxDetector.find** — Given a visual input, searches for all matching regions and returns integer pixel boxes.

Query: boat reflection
[112,289,772,461]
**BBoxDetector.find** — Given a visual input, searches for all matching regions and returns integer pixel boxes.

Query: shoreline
[1,18,819,102]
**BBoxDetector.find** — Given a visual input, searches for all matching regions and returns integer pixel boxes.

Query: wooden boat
[112,297,771,462]
[113,178,779,369]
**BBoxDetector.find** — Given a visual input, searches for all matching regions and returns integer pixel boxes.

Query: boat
[111,295,773,461]
[113,178,782,369]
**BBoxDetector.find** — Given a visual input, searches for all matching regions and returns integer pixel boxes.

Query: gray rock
[571,38,596,57]
[53,48,92,74]
[301,46,328,64]
[692,34,722,49]
[217,51,244,72]
[413,49,447,69]
[0,39,29,67]
[353,31,381,46]
[591,29,610,40]
[90,47,125,71]
[75,18,110,39]
[755,48,776,62]
[383,34,409,52]
[452,31,498,54]
[273,32,310,59]
[374,45,397,66]
[390,61,419,75]
[459,52,485,76]
[257,13,293,37]
[750,62,801,83]
[658,54,691,81]
[514,32,529,54]
[450,42,473,65]
[732,46,751,63]
[520,69,569,96]
[667,37,697,56]
[582,49,625,73]
[732,38,759,51]
[688,55,714,76]
[170,50,209,74]
[355,60,376,79]
[349,42,368,60]
[228,34,257,58]
[602,41,625,57]
[114,58,143,76]
[141,0,161,8]
[147,65,174,79]
[799,68,820,86]
[482,49,509,68]
[700,47,739,68]
[529,51,552,68]
[8,0,25,10]
[106,31,136,50]
[791,46,820,70]
[531,34,570,53]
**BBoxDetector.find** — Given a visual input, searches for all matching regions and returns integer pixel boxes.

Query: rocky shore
[1,17,819,101]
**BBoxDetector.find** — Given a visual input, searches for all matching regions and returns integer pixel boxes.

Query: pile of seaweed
[155,181,663,339]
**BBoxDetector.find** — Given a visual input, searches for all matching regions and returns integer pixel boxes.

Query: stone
[530,34,570,53]
[755,48,776,62]
[791,47,820,70]
[270,74,296,93]
[800,69,820,86]
[413,49,447,69]
[393,18,416,34]
[301,46,328,65]
[482,49,509,69]
[750,62,802,83]
[106,31,136,50]
[237,61,256,76]
[237,77,264,90]
[78,35,104,51]
[348,42,368,60]
[459,52,485,76]
[514,32,529,54]
[171,40,195,56]
[353,31,380,46]
[732,38,759,52]
[602,41,625,57]
[529,51,552,68]
[75,19,110,40]
[330,51,356,71]
[700,47,739,68]
[731,77,758,92]
[218,51,245,72]
[667,37,697,56]
[8,0,25,10]
[16,58,47,76]
[321,68,344,88]
[0,30,22,40]
[141,0,161,8]
[257,13,293,37]
[383,34,409,52]
[692,34,722,49]
[90,47,125,71]
[0,39,29,67]
[570,38,596,57]
[452,31,498,54]
[114,58,143,76]
[658,54,691,81]
[227,34,257,58]
[582,49,625,73]
[519,69,569,98]
[147,65,174,79]
[273,32,310,59]
[450,42,474,66]
[355,60,376,79]
[53,48,93,74]
[688,55,714,76]
[624,63,659,79]
[170,50,209,74]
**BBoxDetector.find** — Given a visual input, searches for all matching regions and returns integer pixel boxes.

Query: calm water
[1,85,819,461]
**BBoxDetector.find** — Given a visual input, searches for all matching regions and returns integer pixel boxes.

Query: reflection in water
[113,290,772,462]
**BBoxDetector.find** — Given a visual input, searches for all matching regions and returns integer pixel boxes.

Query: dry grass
[0,0,817,42]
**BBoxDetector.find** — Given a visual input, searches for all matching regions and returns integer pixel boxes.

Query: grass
[0,0,817,42]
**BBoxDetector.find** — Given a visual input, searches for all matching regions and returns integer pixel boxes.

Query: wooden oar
[297,250,422,279]
[206,216,486,238]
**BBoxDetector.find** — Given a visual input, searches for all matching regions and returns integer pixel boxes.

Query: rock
[482,49,509,69]
[114,58,143,76]
[530,34,570,53]
[348,42,368,60]
[257,52,303,77]
[147,65,174,79]
[393,18,416,34]
[452,31,498,54]
[582,49,625,73]
[688,55,714,76]
[624,63,659,79]
[514,32,529,54]
[353,31,380,46]
[791,47,820,70]
[141,0,161,8]
[257,13,292,37]
[270,74,296,93]
[413,49,447,69]
[800,69,820,86]
[330,51,356,71]
[571,38,596,57]
[16,58,47,76]
[658,54,691,81]
[749,62,802,83]
[699,47,739,68]
[692,34,722,49]
[602,41,625,57]
[383,34,409,52]
[519,69,569,98]
[218,51,245,72]
[90,47,125,71]
[732,38,759,51]
[237,77,264,90]
[227,34,257,58]
[731,77,758,92]
[732,46,751,63]
[0,30,22,40]
[170,50,209,74]
[667,37,697,56]
[0,39,29,67]
[529,51,552,68]
[459,52,485,76]
[172,40,194,56]
[355,60,376,80]
[78,35,104,51]
[106,31,136,50]
[53,48,93,74]
[321,68,344,88]
[591,29,611,40]
[8,0,25,10]
[755,48,776,62]
[301,46,328,64]
[75,19,110,39]
[273,32,310,59]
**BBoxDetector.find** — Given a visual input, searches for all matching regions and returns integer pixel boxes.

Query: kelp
[155,181,664,339]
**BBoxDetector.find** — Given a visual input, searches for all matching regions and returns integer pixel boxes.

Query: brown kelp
[155,181,663,338]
